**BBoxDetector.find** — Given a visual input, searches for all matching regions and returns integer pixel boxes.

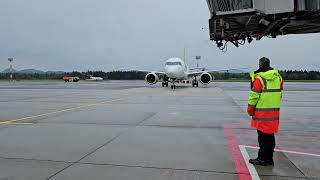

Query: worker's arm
[247,78,263,116]
[280,80,284,99]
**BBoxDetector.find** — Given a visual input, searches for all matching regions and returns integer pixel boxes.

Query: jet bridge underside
[207,0,320,49]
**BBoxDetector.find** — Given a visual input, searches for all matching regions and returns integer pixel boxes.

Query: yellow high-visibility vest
[248,70,282,109]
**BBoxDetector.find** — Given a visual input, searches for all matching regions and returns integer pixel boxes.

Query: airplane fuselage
[145,57,214,89]
[164,58,188,80]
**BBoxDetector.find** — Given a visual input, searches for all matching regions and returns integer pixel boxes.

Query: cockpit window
[165,62,182,66]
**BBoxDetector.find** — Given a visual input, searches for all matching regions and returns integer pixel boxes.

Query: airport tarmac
[0,80,319,180]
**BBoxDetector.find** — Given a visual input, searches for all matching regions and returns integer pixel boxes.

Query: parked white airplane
[85,75,103,81]
[143,57,248,89]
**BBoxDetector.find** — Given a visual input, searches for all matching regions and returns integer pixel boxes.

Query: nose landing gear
[170,79,176,89]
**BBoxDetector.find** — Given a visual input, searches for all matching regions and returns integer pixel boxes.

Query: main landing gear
[192,76,199,87]
[162,81,175,89]
[162,81,169,87]
[192,81,199,87]
[162,75,169,87]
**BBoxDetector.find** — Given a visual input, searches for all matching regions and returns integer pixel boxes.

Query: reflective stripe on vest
[253,117,279,121]
[255,108,280,111]
[262,89,282,92]
[251,88,262,93]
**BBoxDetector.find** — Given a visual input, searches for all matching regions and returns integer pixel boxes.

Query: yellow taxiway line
[0,98,124,125]
[7,123,34,125]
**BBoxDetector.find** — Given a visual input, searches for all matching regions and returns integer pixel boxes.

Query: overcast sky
[0,0,319,71]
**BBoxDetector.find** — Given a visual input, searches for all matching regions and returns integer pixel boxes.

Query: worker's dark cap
[259,57,270,67]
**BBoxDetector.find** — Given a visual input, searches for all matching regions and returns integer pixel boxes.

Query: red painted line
[224,124,252,180]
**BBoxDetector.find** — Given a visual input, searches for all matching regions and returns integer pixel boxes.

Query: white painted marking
[244,145,320,157]
[240,144,320,180]
[239,145,261,180]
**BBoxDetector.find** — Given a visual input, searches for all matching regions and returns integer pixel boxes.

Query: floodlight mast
[8,58,14,80]
[195,56,201,69]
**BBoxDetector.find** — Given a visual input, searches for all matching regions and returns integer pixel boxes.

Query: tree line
[212,70,320,80]
[0,70,320,80]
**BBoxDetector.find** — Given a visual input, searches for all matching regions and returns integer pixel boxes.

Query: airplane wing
[141,70,166,76]
[208,67,253,73]
[187,71,205,77]
[111,68,165,75]
[187,67,253,77]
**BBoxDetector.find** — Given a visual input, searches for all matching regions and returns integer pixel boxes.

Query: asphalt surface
[0,80,319,180]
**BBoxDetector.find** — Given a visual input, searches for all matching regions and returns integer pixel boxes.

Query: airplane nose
[166,67,176,77]
[168,72,175,77]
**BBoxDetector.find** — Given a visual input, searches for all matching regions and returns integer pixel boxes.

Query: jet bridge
[206,0,320,49]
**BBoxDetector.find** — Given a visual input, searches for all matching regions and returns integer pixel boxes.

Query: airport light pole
[195,56,201,69]
[8,58,14,81]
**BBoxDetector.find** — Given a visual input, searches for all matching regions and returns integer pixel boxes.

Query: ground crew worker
[247,57,284,166]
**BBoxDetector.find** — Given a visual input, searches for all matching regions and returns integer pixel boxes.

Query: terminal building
[206,0,320,49]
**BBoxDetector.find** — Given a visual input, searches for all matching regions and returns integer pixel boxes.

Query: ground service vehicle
[63,76,80,82]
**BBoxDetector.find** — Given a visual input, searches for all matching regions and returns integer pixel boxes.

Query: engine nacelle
[145,73,159,85]
[199,72,213,85]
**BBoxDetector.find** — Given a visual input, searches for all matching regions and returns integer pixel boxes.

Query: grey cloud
[0,0,319,71]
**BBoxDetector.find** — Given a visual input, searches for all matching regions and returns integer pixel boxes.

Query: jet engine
[199,72,213,85]
[145,73,159,85]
